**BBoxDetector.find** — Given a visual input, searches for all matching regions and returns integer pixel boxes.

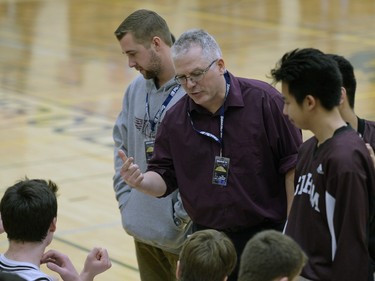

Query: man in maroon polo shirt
[119,29,302,281]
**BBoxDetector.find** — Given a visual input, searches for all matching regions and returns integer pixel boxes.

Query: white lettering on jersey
[295,173,320,212]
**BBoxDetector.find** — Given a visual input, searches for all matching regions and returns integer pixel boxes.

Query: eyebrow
[175,67,206,77]
[123,49,137,55]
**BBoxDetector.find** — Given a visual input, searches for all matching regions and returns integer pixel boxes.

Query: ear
[176,260,181,279]
[49,217,57,233]
[339,86,347,105]
[151,36,162,51]
[223,276,228,281]
[304,94,316,110]
[217,58,226,75]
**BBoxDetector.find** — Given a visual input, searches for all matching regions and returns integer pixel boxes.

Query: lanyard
[187,72,230,157]
[146,85,180,133]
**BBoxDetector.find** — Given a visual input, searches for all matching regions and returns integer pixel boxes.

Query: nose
[128,58,136,68]
[185,77,197,88]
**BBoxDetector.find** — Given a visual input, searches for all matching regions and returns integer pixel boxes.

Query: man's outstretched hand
[118,150,144,189]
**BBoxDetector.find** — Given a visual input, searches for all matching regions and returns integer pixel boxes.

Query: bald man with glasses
[119,29,302,281]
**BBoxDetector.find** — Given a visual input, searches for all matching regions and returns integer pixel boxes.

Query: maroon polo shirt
[147,71,302,230]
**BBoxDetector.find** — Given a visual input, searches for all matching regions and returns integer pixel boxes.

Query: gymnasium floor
[0,0,374,280]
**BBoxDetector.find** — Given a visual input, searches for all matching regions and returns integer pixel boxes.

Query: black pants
[192,220,285,281]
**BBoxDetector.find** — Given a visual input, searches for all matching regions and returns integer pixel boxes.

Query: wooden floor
[0,0,375,280]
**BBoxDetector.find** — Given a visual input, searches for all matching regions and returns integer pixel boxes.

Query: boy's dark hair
[0,178,58,242]
[270,48,342,110]
[326,54,357,109]
[114,9,173,47]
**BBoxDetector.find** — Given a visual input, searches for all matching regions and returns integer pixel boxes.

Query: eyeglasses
[174,59,218,85]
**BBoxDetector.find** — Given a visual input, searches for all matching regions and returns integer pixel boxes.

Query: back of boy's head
[326,53,357,109]
[238,230,307,281]
[178,229,237,281]
[0,178,58,242]
[270,48,342,110]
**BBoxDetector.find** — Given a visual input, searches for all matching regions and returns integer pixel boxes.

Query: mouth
[134,66,143,72]
[188,90,201,96]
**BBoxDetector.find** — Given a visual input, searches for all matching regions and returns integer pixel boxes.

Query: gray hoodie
[113,75,191,254]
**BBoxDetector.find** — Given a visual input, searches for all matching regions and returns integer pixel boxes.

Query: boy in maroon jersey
[270,48,375,281]
[327,54,375,169]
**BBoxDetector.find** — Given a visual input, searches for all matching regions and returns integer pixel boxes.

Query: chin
[143,72,156,80]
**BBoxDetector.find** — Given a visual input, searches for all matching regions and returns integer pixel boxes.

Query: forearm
[118,150,167,197]
[136,171,167,197]
[285,168,295,216]
[79,271,94,281]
